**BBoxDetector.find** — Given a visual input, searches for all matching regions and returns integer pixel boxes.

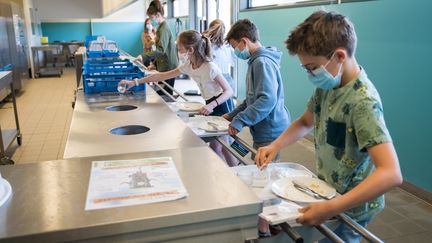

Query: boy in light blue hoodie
[223,19,291,159]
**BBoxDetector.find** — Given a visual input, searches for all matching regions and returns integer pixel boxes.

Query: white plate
[197,117,230,132]
[176,102,204,111]
[0,178,12,207]
[272,176,336,204]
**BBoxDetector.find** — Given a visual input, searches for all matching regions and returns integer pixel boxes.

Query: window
[173,0,189,17]
[163,2,168,17]
[249,0,320,8]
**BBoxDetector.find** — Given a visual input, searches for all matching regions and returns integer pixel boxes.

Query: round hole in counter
[109,125,150,135]
[105,105,138,111]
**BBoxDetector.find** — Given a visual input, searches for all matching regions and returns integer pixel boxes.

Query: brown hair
[225,19,259,43]
[147,0,164,16]
[285,10,357,58]
[204,19,225,48]
[178,30,212,66]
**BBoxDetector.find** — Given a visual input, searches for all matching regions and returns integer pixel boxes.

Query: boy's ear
[189,47,194,54]
[242,37,250,45]
[335,48,348,63]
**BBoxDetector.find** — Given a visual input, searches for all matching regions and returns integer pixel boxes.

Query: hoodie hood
[248,46,282,66]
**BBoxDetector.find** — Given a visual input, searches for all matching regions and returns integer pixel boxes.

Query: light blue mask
[146,24,153,31]
[234,43,250,60]
[307,56,342,90]
[150,18,159,29]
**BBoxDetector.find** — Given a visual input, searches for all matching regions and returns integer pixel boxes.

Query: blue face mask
[307,54,342,90]
[234,42,250,60]
[150,18,159,29]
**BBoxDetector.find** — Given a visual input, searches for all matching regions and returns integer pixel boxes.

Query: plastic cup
[237,170,253,186]
[117,85,126,94]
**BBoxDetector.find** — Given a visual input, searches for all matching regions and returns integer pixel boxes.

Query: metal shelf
[1,129,18,150]
[0,71,22,165]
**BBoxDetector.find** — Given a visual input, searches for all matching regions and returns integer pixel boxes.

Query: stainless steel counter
[0,147,262,242]
[64,88,206,159]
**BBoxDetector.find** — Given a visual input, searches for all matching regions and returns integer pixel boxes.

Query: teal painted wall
[41,22,144,56]
[238,0,432,191]
[91,22,144,56]
[41,22,91,42]
[41,18,190,57]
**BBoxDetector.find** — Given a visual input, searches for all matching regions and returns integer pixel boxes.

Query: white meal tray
[232,162,332,226]
[186,115,230,137]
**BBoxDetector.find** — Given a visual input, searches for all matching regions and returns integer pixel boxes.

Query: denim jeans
[319,218,371,243]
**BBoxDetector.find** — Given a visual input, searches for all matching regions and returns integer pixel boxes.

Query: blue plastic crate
[83,69,145,94]
[103,50,120,57]
[87,50,104,58]
[83,66,142,78]
[83,61,135,74]
[83,75,146,94]
[85,59,130,65]
[87,50,120,58]
[85,35,98,48]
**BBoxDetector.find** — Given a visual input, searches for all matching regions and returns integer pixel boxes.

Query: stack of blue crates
[83,58,146,94]
[83,36,146,94]
[85,35,120,59]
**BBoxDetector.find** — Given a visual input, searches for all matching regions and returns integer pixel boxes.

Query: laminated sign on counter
[85,157,188,210]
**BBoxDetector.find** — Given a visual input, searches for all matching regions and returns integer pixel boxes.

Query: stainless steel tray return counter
[64,88,206,159]
[0,147,262,242]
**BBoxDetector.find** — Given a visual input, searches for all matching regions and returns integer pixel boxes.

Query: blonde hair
[285,10,357,58]
[178,30,212,66]
[204,19,225,48]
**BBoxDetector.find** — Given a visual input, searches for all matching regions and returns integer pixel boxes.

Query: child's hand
[228,125,239,135]
[118,80,136,90]
[135,55,143,62]
[296,200,338,226]
[255,144,278,169]
[199,104,214,115]
[222,113,232,121]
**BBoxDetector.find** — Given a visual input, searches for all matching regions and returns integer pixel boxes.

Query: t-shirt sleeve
[209,62,222,80]
[307,90,318,113]
[307,96,314,113]
[178,62,190,75]
[353,98,392,150]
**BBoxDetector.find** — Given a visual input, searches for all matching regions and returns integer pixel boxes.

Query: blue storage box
[83,60,135,74]
[82,59,145,94]
[85,35,98,48]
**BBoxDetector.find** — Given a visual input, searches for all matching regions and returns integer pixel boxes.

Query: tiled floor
[0,68,75,163]
[0,68,431,241]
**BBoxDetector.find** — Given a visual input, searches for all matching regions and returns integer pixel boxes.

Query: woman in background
[137,18,156,67]
[146,0,179,96]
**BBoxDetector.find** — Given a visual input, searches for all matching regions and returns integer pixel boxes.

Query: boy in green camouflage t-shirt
[255,10,402,242]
